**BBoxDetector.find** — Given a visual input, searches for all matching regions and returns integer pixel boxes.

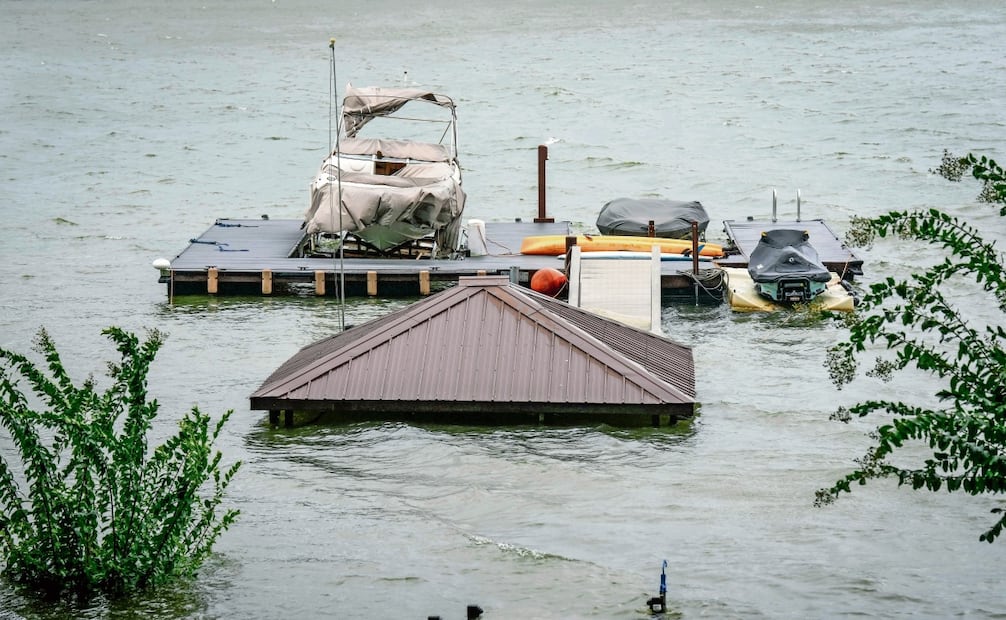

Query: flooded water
[2,0,1005,617]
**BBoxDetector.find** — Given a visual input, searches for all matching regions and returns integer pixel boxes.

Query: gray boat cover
[747,229,831,283]
[596,198,710,238]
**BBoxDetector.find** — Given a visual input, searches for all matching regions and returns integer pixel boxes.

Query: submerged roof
[250,276,695,422]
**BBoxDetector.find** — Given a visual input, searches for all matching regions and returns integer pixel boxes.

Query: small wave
[580,156,645,170]
[467,534,573,562]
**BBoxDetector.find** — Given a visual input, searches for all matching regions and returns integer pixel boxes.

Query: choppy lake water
[2,1,1005,617]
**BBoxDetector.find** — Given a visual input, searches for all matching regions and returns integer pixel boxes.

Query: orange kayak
[520,234,724,257]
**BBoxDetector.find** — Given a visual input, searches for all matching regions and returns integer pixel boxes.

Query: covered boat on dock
[303,85,466,259]
[595,198,710,239]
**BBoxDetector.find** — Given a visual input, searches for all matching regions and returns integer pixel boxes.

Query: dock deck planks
[163,219,599,296]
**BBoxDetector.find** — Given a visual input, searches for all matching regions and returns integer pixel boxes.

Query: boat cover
[305,168,465,253]
[596,198,710,238]
[746,229,831,283]
[303,85,465,255]
[342,85,456,138]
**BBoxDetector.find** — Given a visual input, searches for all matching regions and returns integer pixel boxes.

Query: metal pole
[329,38,346,331]
[772,188,777,223]
[691,221,699,276]
[691,221,699,305]
[534,145,554,223]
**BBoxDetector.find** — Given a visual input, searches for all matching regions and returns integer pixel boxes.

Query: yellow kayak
[520,234,725,257]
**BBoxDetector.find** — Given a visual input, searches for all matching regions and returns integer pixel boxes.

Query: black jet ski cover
[596,198,710,239]
[747,229,832,283]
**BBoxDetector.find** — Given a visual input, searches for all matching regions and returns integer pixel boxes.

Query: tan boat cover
[304,85,465,254]
[342,85,456,138]
[306,170,465,251]
[334,137,451,162]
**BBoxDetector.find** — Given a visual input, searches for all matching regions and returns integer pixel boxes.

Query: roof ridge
[496,285,695,403]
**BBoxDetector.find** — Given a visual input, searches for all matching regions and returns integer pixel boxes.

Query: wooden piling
[419,270,430,295]
[314,270,326,296]
[207,267,218,294]
[261,269,273,295]
[367,271,378,296]
[691,221,700,275]
[534,145,554,223]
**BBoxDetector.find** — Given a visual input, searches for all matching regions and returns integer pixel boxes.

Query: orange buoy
[530,267,567,297]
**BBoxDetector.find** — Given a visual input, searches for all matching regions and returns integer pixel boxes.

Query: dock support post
[419,270,430,295]
[314,270,326,295]
[284,409,293,428]
[691,221,700,276]
[367,271,378,296]
[261,269,273,295]
[269,410,279,426]
[534,145,554,223]
[564,236,578,277]
[692,222,700,305]
[207,267,218,294]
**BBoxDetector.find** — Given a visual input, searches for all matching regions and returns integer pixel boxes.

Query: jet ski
[746,229,832,303]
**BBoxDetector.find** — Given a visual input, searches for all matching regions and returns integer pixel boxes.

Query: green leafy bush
[0,327,241,596]
[819,152,1006,542]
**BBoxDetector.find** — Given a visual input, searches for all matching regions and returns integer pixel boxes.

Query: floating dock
[157,215,861,301]
[157,218,717,298]
[718,218,863,281]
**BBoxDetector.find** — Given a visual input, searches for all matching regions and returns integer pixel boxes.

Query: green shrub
[0,327,241,597]
[819,152,1006,542]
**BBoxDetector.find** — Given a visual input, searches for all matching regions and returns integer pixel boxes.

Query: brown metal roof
[250,275,695,423]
